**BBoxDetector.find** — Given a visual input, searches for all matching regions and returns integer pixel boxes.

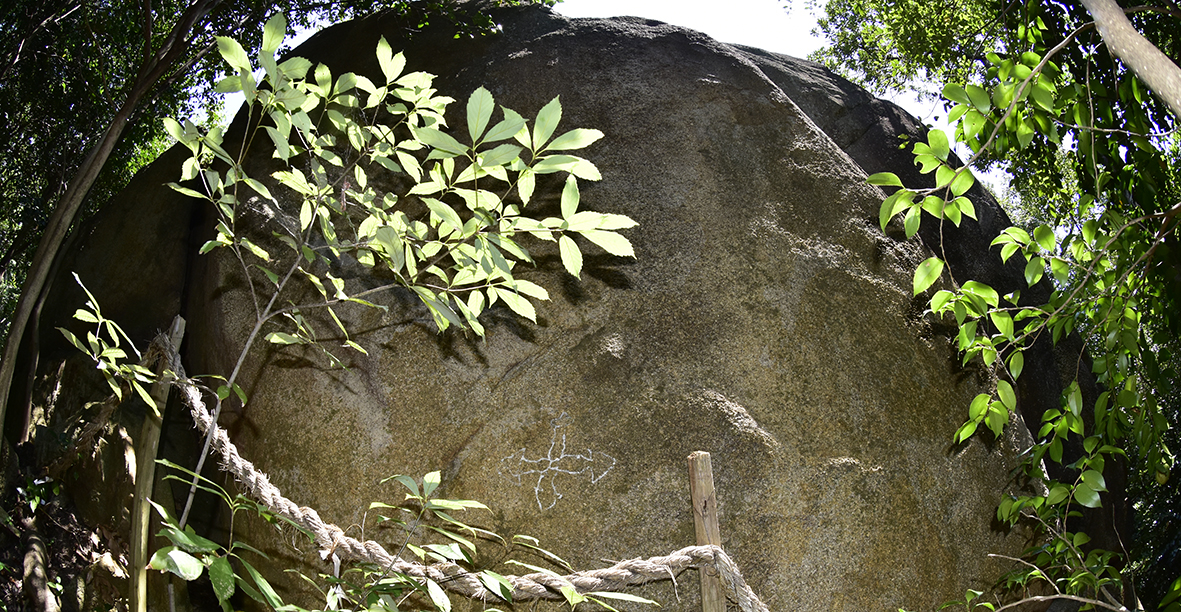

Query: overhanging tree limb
[1081,0,1181,119]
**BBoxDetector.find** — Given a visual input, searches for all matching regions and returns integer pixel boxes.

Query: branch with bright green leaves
[870,17,1177,606]
[165,14,636,346]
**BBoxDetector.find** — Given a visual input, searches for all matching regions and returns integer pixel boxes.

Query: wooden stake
[688,451,725,612]
[130,316,185,612]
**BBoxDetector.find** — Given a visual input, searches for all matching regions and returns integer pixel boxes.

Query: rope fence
[159,337,767,612]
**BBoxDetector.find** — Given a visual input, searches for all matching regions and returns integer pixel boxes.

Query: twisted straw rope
[164,344,767,612]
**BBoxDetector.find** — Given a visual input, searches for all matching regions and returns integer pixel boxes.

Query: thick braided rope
[168,359,767,612]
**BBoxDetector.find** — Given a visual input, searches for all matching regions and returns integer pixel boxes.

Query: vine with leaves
[872,13,1180,612]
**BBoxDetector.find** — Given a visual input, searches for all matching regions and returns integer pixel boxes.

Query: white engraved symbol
[499,412,616,511]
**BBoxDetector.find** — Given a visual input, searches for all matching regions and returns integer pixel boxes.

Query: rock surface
[35,5,1043,611]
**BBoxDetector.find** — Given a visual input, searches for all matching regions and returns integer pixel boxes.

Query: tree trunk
[1080,0,1181,118]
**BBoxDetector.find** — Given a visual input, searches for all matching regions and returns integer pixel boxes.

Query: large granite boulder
[29,4,1048,611]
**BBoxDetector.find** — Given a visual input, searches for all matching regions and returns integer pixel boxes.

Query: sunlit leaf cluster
[167,14,635,347]
[871,9,1180,608]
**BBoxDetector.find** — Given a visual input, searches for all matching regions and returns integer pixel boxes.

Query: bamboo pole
[129,316,186,612]
[688,451,725,612]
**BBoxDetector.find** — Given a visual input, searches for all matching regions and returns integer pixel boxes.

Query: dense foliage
[0,0,551,348]
[813,0,1181,608]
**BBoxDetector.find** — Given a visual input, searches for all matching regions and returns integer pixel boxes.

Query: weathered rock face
[36,5,1041,612]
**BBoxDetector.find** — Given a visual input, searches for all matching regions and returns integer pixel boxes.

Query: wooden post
[688,451,725,612]
[130,316,185,612]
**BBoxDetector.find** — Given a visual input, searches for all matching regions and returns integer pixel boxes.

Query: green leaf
[944,199,962,226]
[903,205,921,238]
[215,37,251,75]
[997,380,1016,411]
[879,189,914,230]
[579,230,634,257]
[149,547,204,581]
[167,183,211,201]
[533,96,562,150]
[1081,469,1107,492]
[242,178,274,202]
[961,281,999,307]
[209,556,236,603]
[376,38,405,83]
[511,279,549,301]
[546,128,604,151]
[1016,117,1035,149]
[214,74,241,94]
[532,154,601,180]
[1073,481,1101,508]
[467,86,495,143]
[560,584,587,607]
[969,393,990,420]
[949,168,975,196]
[484,108,527,143]
[412,126,467,156]
[389,474,420,497]
[1030,83,1054,112]
[561,175,580,219]
[943,83,970,106]
[157,523,220,554]
[478,571,515,602]
[948,103,968,124]
[261,13,287,56]
[867,171,903,187]
[427,578,452,612]
[517,168,536,205]
[72,308,99,323]
[477,143,522,168]
[1008,351,1024,379]
[966,84,992,113]
[239,559,283,609]
[985,402,1007,436]
[587,592,660,605]
[962,108,985,141]
[1033,224,1056,252]
[935,166,956,190]
[1066,381,1082,415]
[559,235,582,278]
[424,198,464,236]
[954,420,978,444]
[594,213,638,230]
[1047,484,1070,505]
[1050,257,1070,284]
[913,257,944,295]
[423,471,441,497]
[1024,256,1044,286]
[496,287,537,322]
[928,129,950,161]
[930,290,955,312]
[264,332,302,345]
[133,381,158,414]
[990,310,1014,340]
[232,383,247,407]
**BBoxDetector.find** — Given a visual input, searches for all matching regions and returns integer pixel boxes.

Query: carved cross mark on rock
[499,412,616,511]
